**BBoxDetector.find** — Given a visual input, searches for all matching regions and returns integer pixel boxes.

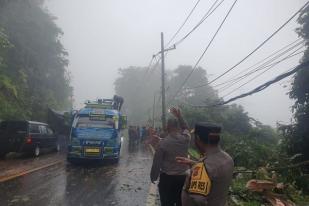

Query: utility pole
[152,93,156,128]
[160,32,166,130]
[160,32,176,130]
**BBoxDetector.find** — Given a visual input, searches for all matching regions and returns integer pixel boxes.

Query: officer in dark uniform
[176,122,234,206]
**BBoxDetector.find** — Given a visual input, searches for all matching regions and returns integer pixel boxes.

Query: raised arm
[169,107,189,130]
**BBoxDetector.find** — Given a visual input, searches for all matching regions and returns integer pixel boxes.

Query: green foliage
[288,4,309,165]
[179,103,252,135]
[276,4,309,193]
[220,116,279,169]
[0,0,72,121]
[221,133,277,169]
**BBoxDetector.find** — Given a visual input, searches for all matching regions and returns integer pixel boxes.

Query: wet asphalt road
[0,139,156,206]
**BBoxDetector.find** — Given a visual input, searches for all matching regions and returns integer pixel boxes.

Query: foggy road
[0,139,158,206]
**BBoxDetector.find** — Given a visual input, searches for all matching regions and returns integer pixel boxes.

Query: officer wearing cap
[176,122,234,206]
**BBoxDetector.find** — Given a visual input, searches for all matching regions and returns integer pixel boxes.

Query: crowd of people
[145,107,234,206]
[128,125,163,146]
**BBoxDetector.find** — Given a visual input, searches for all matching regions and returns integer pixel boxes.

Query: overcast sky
[46,0,307,126]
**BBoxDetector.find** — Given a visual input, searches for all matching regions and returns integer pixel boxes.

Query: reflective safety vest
[187,161,211,196]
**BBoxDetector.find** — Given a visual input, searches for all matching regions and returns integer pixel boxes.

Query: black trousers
[158,173,187,206]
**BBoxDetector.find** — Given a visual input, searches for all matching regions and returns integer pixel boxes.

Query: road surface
[0,138,159,206]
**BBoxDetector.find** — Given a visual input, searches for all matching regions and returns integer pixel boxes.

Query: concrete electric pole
[160,32,176,130]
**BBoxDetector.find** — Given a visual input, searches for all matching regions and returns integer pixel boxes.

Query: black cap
[195,122,221,144]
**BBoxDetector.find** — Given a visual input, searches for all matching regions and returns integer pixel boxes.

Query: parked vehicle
[0,121,60,157]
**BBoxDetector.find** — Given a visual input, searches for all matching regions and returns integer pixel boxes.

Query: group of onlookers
[128,125,153,145]
[128,124,164,145]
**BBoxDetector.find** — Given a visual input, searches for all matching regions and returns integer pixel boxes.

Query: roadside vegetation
[0,0,72,121]
[114,6,309,205]
[115,63,309,205]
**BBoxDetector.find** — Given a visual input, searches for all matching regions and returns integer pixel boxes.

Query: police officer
[150,107,190,206]
[176,122,234,206]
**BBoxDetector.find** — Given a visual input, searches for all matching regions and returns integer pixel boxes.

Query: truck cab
[67,97,126,162]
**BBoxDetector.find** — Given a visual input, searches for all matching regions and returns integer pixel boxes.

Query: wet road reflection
[0,139,154,206]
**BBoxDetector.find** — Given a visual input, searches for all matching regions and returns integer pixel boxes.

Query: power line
[220,48,305,98]
[170,0,239,101]
[208,1,309,84]
[139,46,168,85]
[135,51,164,92]
[171,0,225,48]
[188,60,309,107]
[144,55,156,76]
[216,60,309,106]
[191,1,309,89]
[135,55,157,91]
[218,45,305,93]
[212,38,303,89]
[185,38,303,90]
[171,45,305,109]
[165,0,202,47]
[217,40,305,92]
[147,55,160,75]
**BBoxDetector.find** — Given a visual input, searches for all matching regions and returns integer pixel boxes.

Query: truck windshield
[75,117,114,129]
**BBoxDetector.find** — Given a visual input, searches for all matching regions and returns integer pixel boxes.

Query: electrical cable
[217,41,305,91]
[220,48,305,98]
[211,38,303,89]
[135,55,156,90]
[182,48,305,108]
[148,53,164,76]
[188,60,309,107]
[144,55,156,75]
[165,0,202,47]
[216,60,309,106]
[171,0,225,48]
[184,38,303,90]
[190,1,309,89]
[170,0,238,101]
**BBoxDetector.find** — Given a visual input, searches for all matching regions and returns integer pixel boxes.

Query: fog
[46,0,307,126]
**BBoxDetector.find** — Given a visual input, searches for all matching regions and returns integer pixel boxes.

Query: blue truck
[67,96,126,163]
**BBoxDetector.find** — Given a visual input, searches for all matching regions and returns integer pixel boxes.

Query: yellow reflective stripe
[188,162,211,196]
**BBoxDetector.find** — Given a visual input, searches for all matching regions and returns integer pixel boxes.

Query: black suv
[0,121,60,157]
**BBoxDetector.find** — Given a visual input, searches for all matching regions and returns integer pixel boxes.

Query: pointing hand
[176,157,196,166]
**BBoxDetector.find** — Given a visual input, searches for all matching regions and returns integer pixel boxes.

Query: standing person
[134,126,139,145]
[128,126,133,145]
[176,122,234,206]
[137,126,141,141]
[140,126,144,141]
[150,107,190,206]
[139,126,143,141]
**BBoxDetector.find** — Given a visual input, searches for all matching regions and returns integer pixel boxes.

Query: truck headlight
[71,138,80,146]
[106,138,117,147]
